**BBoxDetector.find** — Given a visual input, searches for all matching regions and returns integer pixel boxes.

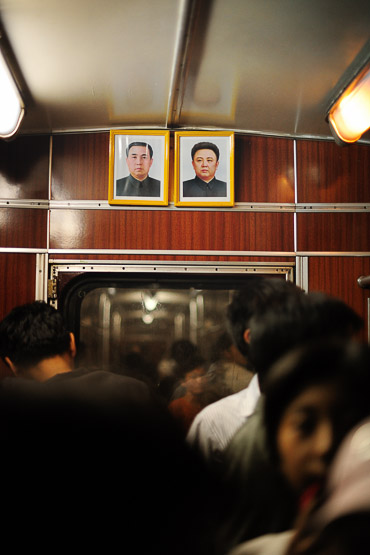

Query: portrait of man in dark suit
[116,142,161,197]
[182,142,227,197]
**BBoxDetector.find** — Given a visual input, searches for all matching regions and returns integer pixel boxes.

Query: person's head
[0,301,76,381]
[174,353,206,397]
[191,142,220,183]
[295,417,370,555]
[263,339,370,495]
[126,141,153,181]
[248,291,363,390]
[170,339,199,365]
[211,331,246,366]
[226,277,303,364]
[182,364,207,397]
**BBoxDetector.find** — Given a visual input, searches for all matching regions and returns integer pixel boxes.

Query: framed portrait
[174,131,234,207]
[108,130,170,206]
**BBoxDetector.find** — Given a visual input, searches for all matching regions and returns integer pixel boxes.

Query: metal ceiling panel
[0,0,184,132]
[1,0,370,140]
[176,0,370,139]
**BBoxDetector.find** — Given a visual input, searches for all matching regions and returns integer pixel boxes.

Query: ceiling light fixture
[327,40,370,145]
[0,37,25,139]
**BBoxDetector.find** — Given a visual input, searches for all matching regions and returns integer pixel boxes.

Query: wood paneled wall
[0,131,369,339]
[49,210,294,252]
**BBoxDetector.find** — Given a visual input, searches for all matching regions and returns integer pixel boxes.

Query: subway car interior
[1,1,370,552]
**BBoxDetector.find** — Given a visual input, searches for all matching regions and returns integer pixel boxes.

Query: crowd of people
[0,277,369,554]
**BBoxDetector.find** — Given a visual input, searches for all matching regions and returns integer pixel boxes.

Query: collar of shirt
[194,175,218,190]
[239,373,261,419]
[128,174,149,186]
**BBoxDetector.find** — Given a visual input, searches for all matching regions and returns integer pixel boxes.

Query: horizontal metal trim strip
[49,201,296,212]
[296,251,370,257]
[1,248,367,257]
[49,259,295,268]
[48,249,297,256]
[0,248,48,253]
[1,200,369,212]
[49,201,370,212]
[296,203,370,212]
[0,200,49,209]
[52,263,293,276]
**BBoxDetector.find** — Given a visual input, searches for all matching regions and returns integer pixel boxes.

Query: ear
[4,356,18,376]
[69,332,77,359]
[243,328,251,344]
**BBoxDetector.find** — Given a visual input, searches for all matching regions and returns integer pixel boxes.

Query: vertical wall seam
[293,139,298,254]
[47,135,52,251]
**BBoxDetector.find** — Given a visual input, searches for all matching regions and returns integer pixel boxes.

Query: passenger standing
[227,339,370,555]
[223,292,364,546]
[186,278,304,468]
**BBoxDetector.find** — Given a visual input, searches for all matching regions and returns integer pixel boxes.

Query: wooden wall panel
[0,135,50,199]
[50,132,295,204]
[296,139,370,204]
[0,253,37,378]
[308,256,370,341]
[297,213,370,252]
[51,132,109,200]
[234,135,294,203]
[0,253,36,320]
[50,210,294,252]
[0,208,48,248]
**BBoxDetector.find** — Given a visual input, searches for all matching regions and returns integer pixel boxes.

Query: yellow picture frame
[174,131,234,207]
[108,130,170,206]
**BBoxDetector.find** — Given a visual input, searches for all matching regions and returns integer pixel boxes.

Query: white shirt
[186,374,261,463]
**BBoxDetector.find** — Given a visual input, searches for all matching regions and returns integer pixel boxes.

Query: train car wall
[1,132,369,358]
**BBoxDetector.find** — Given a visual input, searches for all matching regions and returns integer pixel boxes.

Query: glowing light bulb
[329,65,370,143]
[0,52,24,138]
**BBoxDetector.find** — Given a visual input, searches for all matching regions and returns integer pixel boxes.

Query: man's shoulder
[214,178,227,187]
[115,176,130,195]
[198,387,249,417]
[147,176,161,186]
[116,175,129,184]
[183,177,197,185]
[182,177,198,190]
[46,368,152,404]
[226,397,267,459]
[187,388,249,441]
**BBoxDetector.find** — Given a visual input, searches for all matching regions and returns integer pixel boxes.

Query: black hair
[191,142,220,161]
[226,277,302,360]
[263,339,370,463]
[210,331,234,361]
[0,301,71,370]
[126,141,153,158]
[170,339,199,364]
[248,291,363,389]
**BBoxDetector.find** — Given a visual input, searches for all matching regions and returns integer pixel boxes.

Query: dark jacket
[116,174,161,197]
[182,175,227,197]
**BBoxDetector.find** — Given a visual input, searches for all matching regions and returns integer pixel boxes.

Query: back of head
[248,291,363,389]
[305,291,363,339]
[0,301,71,371]
[170,339,199,364]
[226,277,303,361]
[0,372,231,555]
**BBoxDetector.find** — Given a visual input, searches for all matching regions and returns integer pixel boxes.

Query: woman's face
[183,367,206,396]
[277,383,341,493]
